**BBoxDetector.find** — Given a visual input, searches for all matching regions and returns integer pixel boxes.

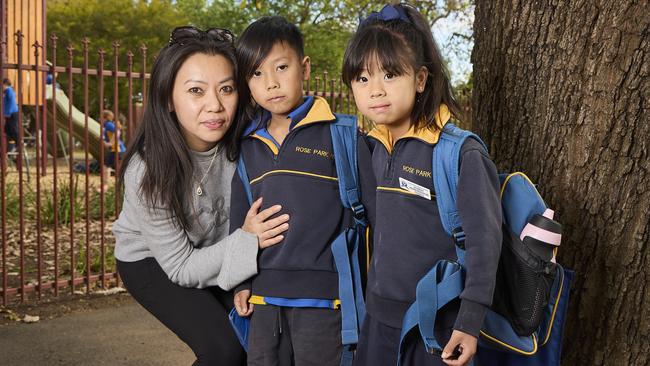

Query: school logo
[402,164,432,178]
[295,145,334,159]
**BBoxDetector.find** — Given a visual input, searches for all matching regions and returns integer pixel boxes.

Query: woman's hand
[242,198,290,248]
[441,330,477,366]
[234,289,254,316]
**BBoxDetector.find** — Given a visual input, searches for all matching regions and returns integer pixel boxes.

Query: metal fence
[0,30,361,307]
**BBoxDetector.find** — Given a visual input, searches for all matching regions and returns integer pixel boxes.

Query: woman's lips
[202,119,226,129]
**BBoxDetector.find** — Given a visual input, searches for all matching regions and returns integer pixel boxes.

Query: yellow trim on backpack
[480,331,538,355]
[365,226,371,273]
[499,172,543,202]
[541,267,565,346]
[250,169,338,185]
[496,171,564,351]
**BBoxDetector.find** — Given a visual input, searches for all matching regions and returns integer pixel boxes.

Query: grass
[1,172,119,226]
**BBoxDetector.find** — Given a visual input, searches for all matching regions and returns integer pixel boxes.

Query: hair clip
[359,4,411,28]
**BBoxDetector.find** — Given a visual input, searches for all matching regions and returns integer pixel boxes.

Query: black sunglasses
[168,26,235,46]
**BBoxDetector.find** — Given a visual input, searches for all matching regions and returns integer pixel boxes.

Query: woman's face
[171,52,237,151]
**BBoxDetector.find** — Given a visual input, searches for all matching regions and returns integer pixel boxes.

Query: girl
[342,4,502,366]
[113,26,290,366]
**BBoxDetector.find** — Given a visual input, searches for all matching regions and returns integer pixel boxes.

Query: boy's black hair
[237,16,304,80]
[2,78,11,86]
[235,16,305,124]
[342,3,461,131]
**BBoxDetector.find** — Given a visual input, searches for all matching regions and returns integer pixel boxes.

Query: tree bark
[472,1,650,365]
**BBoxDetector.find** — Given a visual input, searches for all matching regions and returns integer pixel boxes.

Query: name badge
[399,177,431,200]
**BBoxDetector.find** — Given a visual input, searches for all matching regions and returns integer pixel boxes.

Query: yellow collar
[368,104,451,153]
[293,96,336,128]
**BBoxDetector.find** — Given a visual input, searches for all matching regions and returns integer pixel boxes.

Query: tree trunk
[472,1,650,365]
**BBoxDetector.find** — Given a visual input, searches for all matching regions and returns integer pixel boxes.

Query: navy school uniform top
[365,105,502,337]
[230,96,376,300]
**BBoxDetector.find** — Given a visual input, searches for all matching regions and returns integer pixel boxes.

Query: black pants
[4,112,19,147]
[247,304,342,366]
[353,313,454,366]
[117,258,246,366]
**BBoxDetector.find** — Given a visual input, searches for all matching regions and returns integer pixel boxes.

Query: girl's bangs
[343,26,413,83]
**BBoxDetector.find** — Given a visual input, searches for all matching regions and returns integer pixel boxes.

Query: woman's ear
[301,56,311,81]
[416,66,428,93]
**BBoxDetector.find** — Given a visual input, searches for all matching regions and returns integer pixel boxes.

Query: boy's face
[247,42,310,118]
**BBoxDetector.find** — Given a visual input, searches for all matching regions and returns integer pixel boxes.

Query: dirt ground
[1,289,131,326]
[0,292,195,366]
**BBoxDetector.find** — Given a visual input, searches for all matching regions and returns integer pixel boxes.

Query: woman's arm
[123,159,259,290]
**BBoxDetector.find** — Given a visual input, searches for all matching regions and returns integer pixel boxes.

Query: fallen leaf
[22,314,40,323]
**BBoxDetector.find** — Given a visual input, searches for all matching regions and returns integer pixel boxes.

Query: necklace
[196,146,218,196]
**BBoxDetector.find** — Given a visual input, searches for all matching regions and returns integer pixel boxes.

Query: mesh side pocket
[492,226,557,336]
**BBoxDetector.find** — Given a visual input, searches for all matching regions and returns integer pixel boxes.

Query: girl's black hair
[234,16,305,131]
[342,3,461,131]
[119,30,240,231]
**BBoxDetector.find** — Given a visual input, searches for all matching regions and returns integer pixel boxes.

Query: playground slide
[45,85,103,160]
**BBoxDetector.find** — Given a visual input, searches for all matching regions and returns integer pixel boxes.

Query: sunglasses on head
[168,26,235,46]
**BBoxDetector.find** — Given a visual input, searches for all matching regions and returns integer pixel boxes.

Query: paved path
[0,296,195,365]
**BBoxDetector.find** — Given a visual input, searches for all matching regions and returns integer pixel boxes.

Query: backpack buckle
[452,227,466,250]
[351,202,366,221]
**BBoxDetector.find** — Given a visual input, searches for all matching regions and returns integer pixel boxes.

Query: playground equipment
[45,84,103,161]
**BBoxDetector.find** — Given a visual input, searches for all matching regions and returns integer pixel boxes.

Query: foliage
[1,173,118,226]
[47,0,474,82]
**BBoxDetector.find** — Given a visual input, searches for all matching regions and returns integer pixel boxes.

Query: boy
[99,109,126,192]
[2,78,19,153]
[230,16,376,366]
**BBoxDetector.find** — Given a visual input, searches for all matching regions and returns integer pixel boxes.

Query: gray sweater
[113,145,259,290]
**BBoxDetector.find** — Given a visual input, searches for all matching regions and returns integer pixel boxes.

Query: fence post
[33,40,44,300]
[82,37,91,295]
[50,33,60,298]
[66,43,76,295]
[16,30,26,303]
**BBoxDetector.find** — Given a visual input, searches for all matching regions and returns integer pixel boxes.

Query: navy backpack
[398,123,574,366]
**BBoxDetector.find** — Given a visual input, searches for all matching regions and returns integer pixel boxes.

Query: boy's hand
[234,289,254,316]
[441,330,477,366]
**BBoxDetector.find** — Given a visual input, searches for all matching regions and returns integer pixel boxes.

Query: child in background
[231,16,376,366]
[99,109,126,192]
[342,4,502,366]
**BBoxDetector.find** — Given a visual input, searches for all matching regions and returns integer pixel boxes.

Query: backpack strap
[234,116,367,366]
[330,114,367,227]
[397,123,488,365]
[236,153,253,206]
[330,114,367,366]
[432,122,488,265]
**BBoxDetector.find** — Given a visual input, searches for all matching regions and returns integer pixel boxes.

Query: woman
[113,26,290,365]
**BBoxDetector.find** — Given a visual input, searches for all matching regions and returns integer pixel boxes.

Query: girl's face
[171,52,237,151]
[350,59,427,137]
